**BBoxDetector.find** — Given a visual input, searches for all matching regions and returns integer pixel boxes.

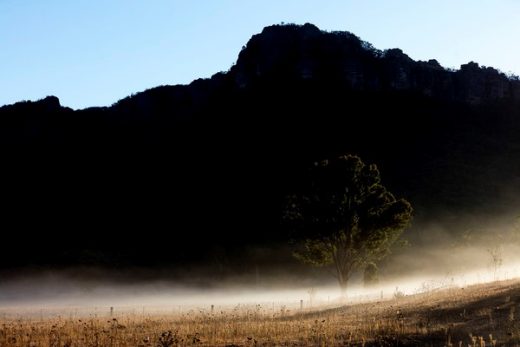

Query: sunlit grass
[1,279,520,346]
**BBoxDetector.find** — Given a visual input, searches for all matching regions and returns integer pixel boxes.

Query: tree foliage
[285,154,413,293]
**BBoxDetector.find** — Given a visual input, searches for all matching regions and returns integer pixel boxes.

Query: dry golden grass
[2,279,520,346]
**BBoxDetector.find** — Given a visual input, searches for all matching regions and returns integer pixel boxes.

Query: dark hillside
[2,23,520,269]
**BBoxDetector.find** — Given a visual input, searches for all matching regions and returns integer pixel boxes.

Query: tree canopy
[284,154,413,294]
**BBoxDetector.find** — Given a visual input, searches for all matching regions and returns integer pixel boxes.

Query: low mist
[1,213,520,318]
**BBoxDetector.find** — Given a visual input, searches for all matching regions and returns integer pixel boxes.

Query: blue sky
[1,0,519,109]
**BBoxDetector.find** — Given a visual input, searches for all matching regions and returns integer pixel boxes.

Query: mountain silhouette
[2,23,520,268]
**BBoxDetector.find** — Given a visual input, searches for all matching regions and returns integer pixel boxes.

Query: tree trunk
[335,256,350,303]
[338,277,348,303]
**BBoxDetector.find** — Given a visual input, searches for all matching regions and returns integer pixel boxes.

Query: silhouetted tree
[487,245,503,281]
[285,155,413,297]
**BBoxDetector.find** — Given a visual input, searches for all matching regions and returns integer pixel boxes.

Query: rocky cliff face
[231,23,520,104]
[4,23,519,115]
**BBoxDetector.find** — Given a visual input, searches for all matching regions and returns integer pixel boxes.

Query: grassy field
[1,279,520,346]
